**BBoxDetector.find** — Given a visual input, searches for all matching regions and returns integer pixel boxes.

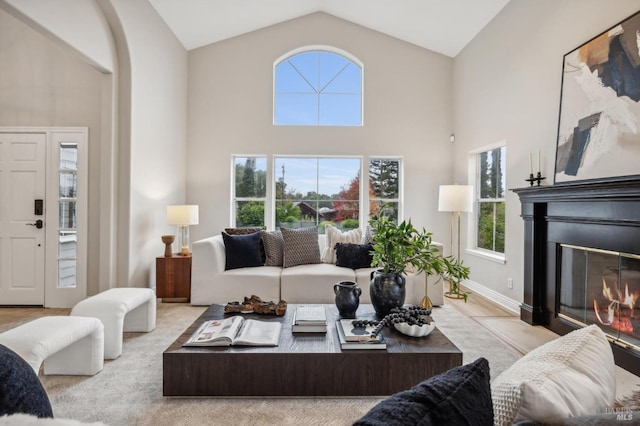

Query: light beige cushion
[261,230,283,266]
[280,227,321,268]
[491,324,616,426]
[321,224,362,264]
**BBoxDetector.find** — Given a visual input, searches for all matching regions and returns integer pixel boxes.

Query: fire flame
[593,278,638,334]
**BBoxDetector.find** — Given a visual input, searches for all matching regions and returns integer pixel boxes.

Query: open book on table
[182,316,281,347]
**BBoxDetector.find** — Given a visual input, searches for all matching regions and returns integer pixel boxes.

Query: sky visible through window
[275,157,360,197]
[275,50,362,126]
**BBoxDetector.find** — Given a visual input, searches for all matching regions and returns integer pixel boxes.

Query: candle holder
[525,172,546,186]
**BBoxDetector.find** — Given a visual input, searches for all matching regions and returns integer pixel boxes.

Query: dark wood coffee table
[163,304,462,397]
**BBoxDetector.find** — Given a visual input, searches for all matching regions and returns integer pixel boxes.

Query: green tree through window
[477,147,505,253]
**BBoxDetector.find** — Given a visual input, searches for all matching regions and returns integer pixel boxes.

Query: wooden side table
[156,255,192,302]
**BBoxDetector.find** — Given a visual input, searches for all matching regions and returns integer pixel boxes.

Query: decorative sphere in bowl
[394,321,435,337]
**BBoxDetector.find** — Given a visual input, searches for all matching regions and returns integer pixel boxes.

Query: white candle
[537,150,540,173]
[529,152,533,175]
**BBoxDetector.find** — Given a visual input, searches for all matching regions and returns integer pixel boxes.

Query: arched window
[274,47,362,126]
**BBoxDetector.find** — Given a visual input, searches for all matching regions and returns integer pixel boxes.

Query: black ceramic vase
[369,270,406,317]
[334,281,361,318]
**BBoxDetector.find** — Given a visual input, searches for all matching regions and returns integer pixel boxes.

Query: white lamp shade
[438,185,473,213]
[167,205,199,226]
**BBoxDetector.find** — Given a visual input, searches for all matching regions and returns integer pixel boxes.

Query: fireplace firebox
[514,177,640,376]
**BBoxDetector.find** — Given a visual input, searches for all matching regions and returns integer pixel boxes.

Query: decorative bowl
[394,321,435,337]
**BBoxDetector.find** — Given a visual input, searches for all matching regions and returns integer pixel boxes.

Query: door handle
[27,219,43,229]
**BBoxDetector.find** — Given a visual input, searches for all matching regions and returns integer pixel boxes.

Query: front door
[0,133,46,305]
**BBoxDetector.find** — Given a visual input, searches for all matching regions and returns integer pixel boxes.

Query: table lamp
[167,205,199,256]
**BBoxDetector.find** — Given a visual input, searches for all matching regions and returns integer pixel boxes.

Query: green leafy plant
[369,209,443,277]
[369,206,471,301]
[442,256,471,302]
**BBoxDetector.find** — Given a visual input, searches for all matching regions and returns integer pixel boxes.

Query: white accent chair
[0,316,104,375]
[70,288,156,359]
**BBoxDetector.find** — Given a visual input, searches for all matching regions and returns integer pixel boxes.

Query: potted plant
[369,208,451,316]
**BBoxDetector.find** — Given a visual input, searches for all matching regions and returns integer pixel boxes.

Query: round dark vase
[369,270,406,317]
[334,281,361,318]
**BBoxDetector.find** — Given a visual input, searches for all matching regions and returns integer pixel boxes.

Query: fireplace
[514,177,640,376]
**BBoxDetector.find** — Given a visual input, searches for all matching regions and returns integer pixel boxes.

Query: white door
[0,133,46,305]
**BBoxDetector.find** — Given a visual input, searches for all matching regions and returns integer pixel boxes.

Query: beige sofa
[191,234,444,307]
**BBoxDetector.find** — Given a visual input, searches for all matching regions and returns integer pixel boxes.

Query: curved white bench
[0,316,104,375]
[70,288,156,359]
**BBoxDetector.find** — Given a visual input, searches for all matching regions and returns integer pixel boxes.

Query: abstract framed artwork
[555,10,640,183]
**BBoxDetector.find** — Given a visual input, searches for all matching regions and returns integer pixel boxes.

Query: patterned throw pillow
[355,358,493,426]
[260,230,284,266]
[361,224,374,244]
[335,243,373,269]
[280,227,321,268]
[491,324,615,426]
[224,226,266,235]
[321,224,362,264]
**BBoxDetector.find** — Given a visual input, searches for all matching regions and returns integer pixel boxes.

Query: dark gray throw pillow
[222,231,264,270]
[280,226,321,268]
[335,243,373,269]
[0,344,53,418]
[354,357,493,426]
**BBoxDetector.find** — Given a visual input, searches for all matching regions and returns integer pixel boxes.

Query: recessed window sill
[465,248,506,265]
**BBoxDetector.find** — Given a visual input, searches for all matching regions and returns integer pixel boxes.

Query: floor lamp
[167,205,199,256]
[438,185,473,298]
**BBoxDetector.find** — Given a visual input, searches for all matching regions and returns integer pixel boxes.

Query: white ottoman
[70,288,156,359]
[0,316,104,375]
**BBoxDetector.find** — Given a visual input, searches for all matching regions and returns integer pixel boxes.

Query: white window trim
[230,154,269,227]
[467,140,506,263]
[273,45,364,126]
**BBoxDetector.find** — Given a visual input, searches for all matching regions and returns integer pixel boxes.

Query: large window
[476,146,506,254]
[275,157,361,231]
[274,48,362,126]
[231,156,402,230]
[233,156,267,227]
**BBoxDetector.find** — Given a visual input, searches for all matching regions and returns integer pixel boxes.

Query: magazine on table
[182,316,281,347]
[293,306,327,326]
[336,320,386,350]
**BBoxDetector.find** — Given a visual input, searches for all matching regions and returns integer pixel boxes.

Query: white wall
[0,0,114,72]
[109,0,188,287]
[188,12,455,244]
[1,0,189,290]
[453,0,640,309]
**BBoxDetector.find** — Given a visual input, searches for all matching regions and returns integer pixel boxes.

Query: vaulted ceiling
[149,0,511,57]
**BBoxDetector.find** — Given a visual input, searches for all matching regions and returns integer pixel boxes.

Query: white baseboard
[461,279,521,315]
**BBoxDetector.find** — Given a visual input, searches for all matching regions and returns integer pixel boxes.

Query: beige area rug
[40,303,522,426]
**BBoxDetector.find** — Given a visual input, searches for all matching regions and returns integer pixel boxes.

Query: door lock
[27,219,43,229]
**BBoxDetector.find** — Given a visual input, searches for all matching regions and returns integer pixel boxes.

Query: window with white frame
[230,156,403,229]
[368,158,400,221]
[476,146,506,254]
[274,157,361,231]
[233,156,267,227]
[274,48,362,126]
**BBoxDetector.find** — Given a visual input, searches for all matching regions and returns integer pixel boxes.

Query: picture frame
[554,10,640,183]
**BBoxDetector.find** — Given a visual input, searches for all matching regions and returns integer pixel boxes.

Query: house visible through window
[231,156,402,229]
[274,48,362,126]
[275,157,361,231]
[476,146,505,254]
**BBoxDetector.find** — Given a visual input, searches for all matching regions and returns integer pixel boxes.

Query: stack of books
[292,305,327,333]
[336,319,386,350]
